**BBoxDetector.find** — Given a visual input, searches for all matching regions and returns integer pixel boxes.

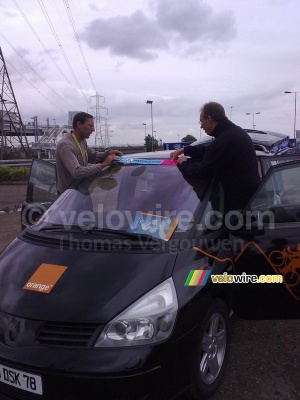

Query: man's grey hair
[200,102,226,122]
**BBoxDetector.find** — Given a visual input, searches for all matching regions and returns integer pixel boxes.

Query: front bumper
[0,363,162,400]
[0,332,194,400]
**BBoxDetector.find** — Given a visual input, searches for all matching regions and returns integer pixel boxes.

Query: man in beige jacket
[56,112,122,193]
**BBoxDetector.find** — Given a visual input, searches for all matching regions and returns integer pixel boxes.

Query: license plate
[0,364,43,395]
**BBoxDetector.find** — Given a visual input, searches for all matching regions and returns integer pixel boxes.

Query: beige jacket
[55,132,109,193]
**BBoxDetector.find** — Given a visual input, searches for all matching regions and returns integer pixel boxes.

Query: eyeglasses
[199,116,211,124]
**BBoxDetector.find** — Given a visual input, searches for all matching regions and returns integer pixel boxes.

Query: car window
[250,163,300,224]
[197,180,225,235]
[36,164,210,234]
[260,155,300,175]
[27,160,58,204]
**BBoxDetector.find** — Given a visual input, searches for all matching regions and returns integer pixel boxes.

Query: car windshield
[34,164,209,235]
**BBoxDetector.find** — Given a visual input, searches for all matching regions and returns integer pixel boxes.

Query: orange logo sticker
[23,263,67,294]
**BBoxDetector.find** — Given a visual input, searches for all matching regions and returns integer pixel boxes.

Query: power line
[62,0,111,147]
[0,30,76,111]
[63,0,97,91]
[13,0,84,104]
[6,59,67,114]
[38,0,89,104]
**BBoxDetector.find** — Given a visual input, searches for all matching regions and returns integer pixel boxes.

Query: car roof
[191,129,288,150]
[243,128,288,139]
[246,132,287,149]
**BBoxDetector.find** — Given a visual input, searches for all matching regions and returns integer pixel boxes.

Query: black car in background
[0,136,299,399]
[277,147,300,155]
[192,128,289,154]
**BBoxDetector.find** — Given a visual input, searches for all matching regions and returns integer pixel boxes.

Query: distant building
[0,110,42,138]
[296,130,300,147]
[68,111,82,128]
[163,142,192,150]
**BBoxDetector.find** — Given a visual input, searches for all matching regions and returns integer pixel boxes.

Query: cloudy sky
[1,0,299,145]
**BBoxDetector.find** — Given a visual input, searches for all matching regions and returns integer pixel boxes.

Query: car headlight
[95,278,178,347]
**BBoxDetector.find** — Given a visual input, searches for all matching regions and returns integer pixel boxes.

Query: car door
[21,159,58,228]
[230,160,300,319]
[260,154,300,176]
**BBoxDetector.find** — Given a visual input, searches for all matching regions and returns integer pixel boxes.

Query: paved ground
[0,183,27,252]
[0,183,299,400]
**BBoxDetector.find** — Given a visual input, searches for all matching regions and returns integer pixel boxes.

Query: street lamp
[31,116,38,143]
[285,91,300,147]
[246,112,260,129]
[142,123,147,151]
[154,130,156,151]
[146,100,154,152]
[230,106,233,120]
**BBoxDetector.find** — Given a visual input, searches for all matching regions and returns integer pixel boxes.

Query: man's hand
[101,154,120,167]
[170,148,184,160]
[177,155,187,164]
[109,149,123,156]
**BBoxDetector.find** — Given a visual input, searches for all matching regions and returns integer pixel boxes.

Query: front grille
[36,321,101,348]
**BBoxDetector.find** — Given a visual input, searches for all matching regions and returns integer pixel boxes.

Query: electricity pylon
[89,91,111,148]
[0,47,31,158]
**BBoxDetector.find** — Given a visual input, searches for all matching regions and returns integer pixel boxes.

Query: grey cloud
[14,47,31,57]
[81,11,168,61]
[112,61,125,73]
[6,48,49,84]
[38,48,59,59]
[81,1,236,61]
[156,0,236,43]
[89,3,100,11]
[4,11,18,17]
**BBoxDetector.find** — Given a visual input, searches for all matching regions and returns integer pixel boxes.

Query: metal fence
[0,159,55,167]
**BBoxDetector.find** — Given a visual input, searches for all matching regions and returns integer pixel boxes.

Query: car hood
[0,238,176,323]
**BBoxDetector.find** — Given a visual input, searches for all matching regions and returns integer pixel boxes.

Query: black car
[277,147,300,155]
[0,146,300,399]
[192,128,289,154]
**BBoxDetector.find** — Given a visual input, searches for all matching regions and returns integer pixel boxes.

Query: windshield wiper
[85,227,161,241]
[36,224,92,234]
[35,225,161,241]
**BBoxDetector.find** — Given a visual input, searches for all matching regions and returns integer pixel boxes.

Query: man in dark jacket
[170,102,260,211]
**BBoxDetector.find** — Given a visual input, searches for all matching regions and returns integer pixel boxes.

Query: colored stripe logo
[185,270,211,286]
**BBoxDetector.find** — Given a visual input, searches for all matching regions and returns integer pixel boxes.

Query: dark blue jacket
[178,117,260,210]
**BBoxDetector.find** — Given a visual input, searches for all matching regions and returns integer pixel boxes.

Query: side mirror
[21,202,46,230]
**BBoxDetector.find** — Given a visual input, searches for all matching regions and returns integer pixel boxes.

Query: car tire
[187,299,230,400]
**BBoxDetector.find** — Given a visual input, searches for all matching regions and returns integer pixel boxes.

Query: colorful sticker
[118,157,177,166]
[193,242,300,300]
[185,270,211,286]
[23,264,67,294]
[127,212,178,241]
